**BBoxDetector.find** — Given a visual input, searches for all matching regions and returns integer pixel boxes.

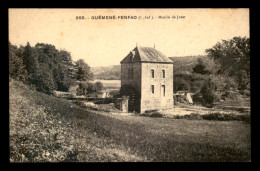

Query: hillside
[91,65,121,80]
[10,79,250,162]
[169,55,208,74]
[9,79,142,162]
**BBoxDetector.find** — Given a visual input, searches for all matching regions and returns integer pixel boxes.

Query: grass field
[9,80,251,162]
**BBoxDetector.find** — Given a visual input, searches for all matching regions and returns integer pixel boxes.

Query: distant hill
[91,65,121,80]
[91,55,208,79]
[169,55,208,74]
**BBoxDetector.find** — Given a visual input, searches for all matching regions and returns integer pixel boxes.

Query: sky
[9,8,249,67]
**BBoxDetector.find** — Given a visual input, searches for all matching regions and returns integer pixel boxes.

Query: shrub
[174,74,191,92]
[150,112,164,118]
[183,113,203,120]
[192,93,203,104]
[201,113,250,123]
[200,78,221,107]
[145,110,158,114]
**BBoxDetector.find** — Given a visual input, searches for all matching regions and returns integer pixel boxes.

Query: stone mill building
[120,46,174,113]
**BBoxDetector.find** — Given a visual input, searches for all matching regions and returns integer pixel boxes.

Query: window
[161,85,165,97]
[162,70,165,78]
[151,69,154,78]
[128,68,133,79]
[151,85,154,94]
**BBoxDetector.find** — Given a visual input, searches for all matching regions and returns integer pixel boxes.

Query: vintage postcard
[9,8,250,162]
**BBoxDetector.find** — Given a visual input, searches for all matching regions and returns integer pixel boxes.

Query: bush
[190,73,208,93]
[174,95,188,103]
[183,113,203,120]
[200,78,221,107]
[221,91,236,100]
[174,74,191,92]
[192,93,203,104]
[150,112,164,118]
[145,110,158,114]
[201,113,250,123]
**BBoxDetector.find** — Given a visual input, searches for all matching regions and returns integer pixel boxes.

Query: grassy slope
[9,80,251,162]
[9,80,142,162]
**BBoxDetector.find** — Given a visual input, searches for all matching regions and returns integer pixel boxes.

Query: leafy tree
[9,42,93,95]
[200,78,220,107]
[190,73,209,93]
[205,37,250,90]
[174,73,191,92]
[77,82,88,96]
[22,42,32,72]
[192,58,210,74]
[9,42,28,83]
[34,66,57,94]
[75,59,93,81]
[94,81,104,91]
[86,82,95,93]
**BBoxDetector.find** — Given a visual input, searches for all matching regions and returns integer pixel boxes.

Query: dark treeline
[9,42,78,94]
[9,41,106,96]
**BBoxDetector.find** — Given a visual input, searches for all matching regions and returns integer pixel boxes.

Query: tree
[174,73,191,92]
[192,58,210,75]
[86,82,95,93]
[200,78,220,107]
[205,37,250,90]
[22,42,32,72]
[78,82,88,96]
[75,59,93,81]
[9,42,28,83]
[94,81,104,91]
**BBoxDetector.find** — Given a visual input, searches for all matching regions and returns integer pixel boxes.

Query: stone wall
[121,63,142,92]
[140,63,174,113]
[121,62,174,113]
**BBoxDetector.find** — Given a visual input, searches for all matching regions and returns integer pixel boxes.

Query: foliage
[75,59,93,81]
[172,113,250,123]
[206,37,250,90]
[94,81,104,91]
[174,73,191,92]
[189,73,208,93]
[150,112,164,118]
[76,81,104,96]
[9,80,79,162]
[239,89,250,97]
[9,42,28,83]
[192,58,211,75]
[170,55,208,75]
[77,82,88,96]
[9,42,77,94]
[200,78,221,107]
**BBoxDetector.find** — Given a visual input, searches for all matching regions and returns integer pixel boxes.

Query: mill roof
[120,46,173,63]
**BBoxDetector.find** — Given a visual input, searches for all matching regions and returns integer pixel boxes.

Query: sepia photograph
[9,8,250,162]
